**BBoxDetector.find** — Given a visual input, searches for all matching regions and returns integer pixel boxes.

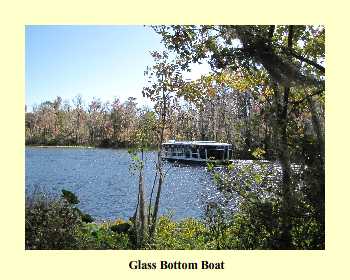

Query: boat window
[199,148,206,159]
[207,149,224,160]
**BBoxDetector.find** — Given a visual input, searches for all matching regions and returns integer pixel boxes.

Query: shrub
[61,189,80,204]
[61,189,94,223]
[110,219,131,234]
[25,189,130,249]
[25,192,82,249]
[203,158,325,250]
[153,216,211,249]
[76,223,130,249]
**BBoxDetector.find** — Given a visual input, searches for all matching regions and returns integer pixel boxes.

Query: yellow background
[0,0,347,279]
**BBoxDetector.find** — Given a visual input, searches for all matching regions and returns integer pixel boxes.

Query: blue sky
[25,25,210,111]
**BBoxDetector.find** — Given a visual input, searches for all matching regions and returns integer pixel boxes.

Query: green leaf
[252,147,266,159]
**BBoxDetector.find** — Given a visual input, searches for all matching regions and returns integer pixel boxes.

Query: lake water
[25,147,218,221]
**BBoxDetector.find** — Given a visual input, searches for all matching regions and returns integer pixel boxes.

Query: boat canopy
[162,140,231,147]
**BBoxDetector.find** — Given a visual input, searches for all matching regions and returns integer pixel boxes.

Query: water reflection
[26,147,293,222]
[25,147,215,221]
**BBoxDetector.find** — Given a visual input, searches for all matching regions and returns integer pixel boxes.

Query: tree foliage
[153,25,325,249]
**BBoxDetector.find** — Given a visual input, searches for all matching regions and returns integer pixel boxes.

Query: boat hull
[161,156,232,165]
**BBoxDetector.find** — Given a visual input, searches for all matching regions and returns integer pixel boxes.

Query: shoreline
[25,144,159,151]
[26,145,95,149]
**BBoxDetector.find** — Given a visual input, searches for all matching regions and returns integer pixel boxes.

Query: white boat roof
[162,140,232,146]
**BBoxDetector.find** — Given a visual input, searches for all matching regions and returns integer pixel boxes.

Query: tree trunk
[306,94,325,238]
[137,150,147,247]
[273,25,294,249]
[307,95,324,168]
[272,83,293,249]
[149,85,167,239]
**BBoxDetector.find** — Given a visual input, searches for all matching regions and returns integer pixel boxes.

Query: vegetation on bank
[25,181,323,250]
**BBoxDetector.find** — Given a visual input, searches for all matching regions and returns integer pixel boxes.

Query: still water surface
[25,147,217,221]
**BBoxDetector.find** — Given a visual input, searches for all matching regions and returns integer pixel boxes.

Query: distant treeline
[25,89,322,161]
